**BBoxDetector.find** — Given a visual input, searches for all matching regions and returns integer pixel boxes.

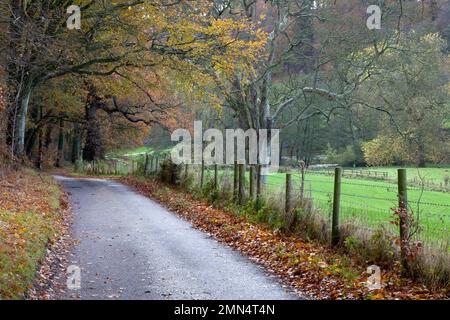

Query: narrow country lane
[54,176,302,300]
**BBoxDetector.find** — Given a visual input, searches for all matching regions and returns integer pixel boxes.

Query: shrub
[200,179,220,203]
[294,203,330,243]
[159,159,182,185]
[408,243,450,289]
[242,198,285,230]
[362,135,411,166]
[325,143,365,167]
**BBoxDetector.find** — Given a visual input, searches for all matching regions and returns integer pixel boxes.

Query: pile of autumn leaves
[121,177,449,300]
[0,169,66,299]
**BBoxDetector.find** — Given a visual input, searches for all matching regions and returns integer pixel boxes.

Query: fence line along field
[75,154,450,247]
[203,166,450,246]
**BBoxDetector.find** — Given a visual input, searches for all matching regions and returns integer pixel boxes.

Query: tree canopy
[0,0,448,168]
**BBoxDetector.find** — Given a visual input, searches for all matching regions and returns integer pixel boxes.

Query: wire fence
[74,157,449,251]
[309,168,450,192]
[192,164,450,249]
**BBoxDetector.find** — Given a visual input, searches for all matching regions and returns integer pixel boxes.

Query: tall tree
[1,0,264,158]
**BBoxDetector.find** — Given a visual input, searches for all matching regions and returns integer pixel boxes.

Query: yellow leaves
[368,293,385,300]
[420,32,443,43]
[362,135,411,167]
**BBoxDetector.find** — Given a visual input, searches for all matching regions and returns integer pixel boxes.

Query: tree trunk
[15,78,33,156]
[71,125,81,163]
[82,86,104,162]
[5,1,20,155]
[44,125,53,150]
[279,141,284,166]
[25,127,37,157]
[417,140,426,168]
[36,129,44,170]
[25,104,40,158]
[56,119,65,167]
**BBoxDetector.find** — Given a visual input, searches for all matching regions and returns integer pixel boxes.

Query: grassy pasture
[204,167,450,244]
[356,166,450,185]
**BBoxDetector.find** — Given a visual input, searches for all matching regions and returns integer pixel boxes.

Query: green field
[107,146,172,159]
[356,166,450,185]
[204,167,450,244]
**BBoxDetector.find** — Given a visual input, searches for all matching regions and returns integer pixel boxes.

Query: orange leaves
[0,170,58,216]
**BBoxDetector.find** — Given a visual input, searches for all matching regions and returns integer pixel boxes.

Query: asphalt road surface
[54,176,301,300]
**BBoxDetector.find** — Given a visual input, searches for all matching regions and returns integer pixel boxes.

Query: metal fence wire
[191,164,449,248]
[75,158,449,250]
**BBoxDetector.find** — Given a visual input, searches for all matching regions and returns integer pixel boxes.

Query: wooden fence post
[151,157,154,173]
[144,154,149,176]
[200,159,205,187]
[214,164,218,190]
[233,161,238,201]
[256,164,262,199]
[238,163,245,205]
[285,172,296,230]
[398,168,409,269]
[249,165,255,200]
[331,167,342,247]
[300,160,306,202]
[150,156,154,174]
[285,173,293,214]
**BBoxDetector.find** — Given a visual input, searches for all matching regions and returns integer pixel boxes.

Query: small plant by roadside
[159,159,182,185]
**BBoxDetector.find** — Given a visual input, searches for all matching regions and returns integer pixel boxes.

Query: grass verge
[0,168,68,299]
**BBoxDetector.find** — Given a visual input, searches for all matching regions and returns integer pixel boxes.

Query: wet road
[54,176,301,300]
